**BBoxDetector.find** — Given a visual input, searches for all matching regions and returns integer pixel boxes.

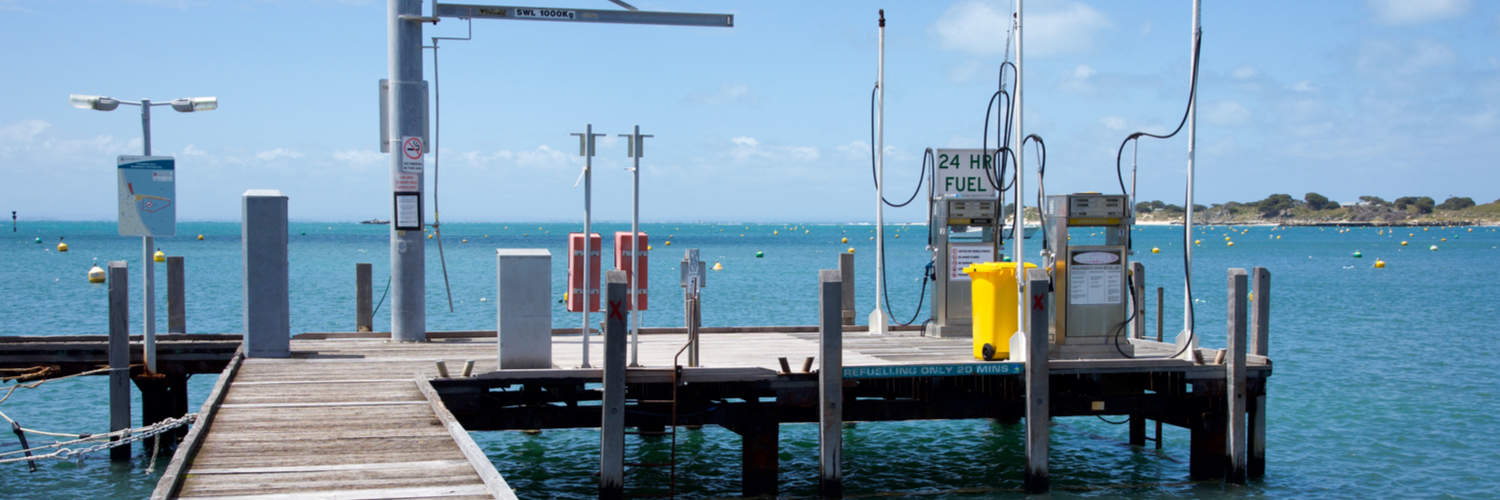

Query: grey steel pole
[141,99,157,373]
[585,123,592,368]
[389,0,426,342]
[572,125,603,367]
[620,126,651,367]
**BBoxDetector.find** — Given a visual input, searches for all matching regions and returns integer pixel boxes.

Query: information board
[949,243,994,281]
[932,149,999,198]
[117,155,175,237]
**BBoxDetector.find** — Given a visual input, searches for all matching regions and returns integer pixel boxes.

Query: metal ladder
[622,337,694,498]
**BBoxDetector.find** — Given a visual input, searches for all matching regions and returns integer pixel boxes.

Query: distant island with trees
[1133,193,1500,226]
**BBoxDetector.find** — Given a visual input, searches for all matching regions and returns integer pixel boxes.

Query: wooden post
[1024,267,1050,493]
[838,252,855,325]
[1249,267,1270,478]
[1189,391,1226,480]
[1131,261,1145,339]
[1155,286,1164,449]
[107,261,131,462]
[818,269,843,497]
[1249,267,1270,357]
[599,270,628,499]
[1128,261,1147,445]
[1226,268,1249,483]
[356,262,372,332]
[167,256,186,333]
[741,420,779,497]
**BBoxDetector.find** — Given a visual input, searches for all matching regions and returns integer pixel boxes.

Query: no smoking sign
[400,136,423,173]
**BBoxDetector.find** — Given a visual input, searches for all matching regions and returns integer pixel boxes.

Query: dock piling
[1024,267,1050,493]
[167,256,186,333]
[356,263,372,332]
[838,253,854,325]
[1129,261,1147,446]
[818,269,843,497]
[1227,268,1249,483]
[600,270,628,499]
[1249,267,1270,478]
[107,261,131,461]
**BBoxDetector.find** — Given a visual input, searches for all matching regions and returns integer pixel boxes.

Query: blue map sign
[843,362,1023,379]
[117,155,175,237]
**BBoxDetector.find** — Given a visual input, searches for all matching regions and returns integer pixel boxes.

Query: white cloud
[256,148,304,161]
[1231,66,1257,80]
[0,119,51,143]
[728,136,820,163]
[1073,64,1096,80]
[1356,40,1455,76]
[1062,64,1096,93]
[1204,101,1250,126]
[514,145,568,168]
[1100,116,1127,131]
[1289,80,1317,93]
[333,149,383,167]
[933,0,1109,57]
[1369,0,1470,24]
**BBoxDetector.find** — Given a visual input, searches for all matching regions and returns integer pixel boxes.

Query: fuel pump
[925,149,1001,338]
[1043,193,1131,346]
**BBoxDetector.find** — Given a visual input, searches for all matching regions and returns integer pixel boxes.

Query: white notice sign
[395,193,420,230]
[1069,264,1123,305]
[949,244,994,281]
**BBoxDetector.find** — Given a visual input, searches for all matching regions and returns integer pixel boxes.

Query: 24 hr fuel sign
[932,149,997,198]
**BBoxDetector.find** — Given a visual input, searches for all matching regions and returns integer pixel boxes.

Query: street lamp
[69,93,217,373]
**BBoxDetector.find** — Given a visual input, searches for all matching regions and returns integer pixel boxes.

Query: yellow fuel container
[963,261,1037,360]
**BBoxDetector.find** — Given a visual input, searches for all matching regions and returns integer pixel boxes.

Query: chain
[0,414,195,465]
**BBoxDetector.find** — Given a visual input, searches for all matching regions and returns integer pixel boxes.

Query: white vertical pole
[584,124,594,367]
[140,100,157,373]
[869,10,890,335]
[1012,0,1026,340]
[621,125,650,367]
[1182,0,1200,342]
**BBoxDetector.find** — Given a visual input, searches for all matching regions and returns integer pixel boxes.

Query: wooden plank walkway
[155,339,513,500]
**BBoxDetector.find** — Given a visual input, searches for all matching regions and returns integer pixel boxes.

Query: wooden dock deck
[152,339,515,500]
[152,326,1269,498]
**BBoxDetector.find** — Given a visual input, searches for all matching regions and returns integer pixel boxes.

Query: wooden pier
[5,265,1273,498]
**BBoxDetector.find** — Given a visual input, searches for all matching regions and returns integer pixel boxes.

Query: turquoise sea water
[3,221,1499,498]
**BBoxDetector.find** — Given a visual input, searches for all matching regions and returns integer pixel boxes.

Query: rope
[1,366,129,439]
[0,414,196,465]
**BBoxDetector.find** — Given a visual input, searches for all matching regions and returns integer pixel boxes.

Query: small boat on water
[360,218,390,225]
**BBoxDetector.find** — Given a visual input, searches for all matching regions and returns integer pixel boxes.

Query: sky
[2,0,1498,222]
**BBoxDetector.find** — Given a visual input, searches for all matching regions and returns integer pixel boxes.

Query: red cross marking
[609,300,626,321]
[1032,294,1045,312]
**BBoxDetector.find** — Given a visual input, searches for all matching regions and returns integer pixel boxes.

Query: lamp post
[70,93,216,373]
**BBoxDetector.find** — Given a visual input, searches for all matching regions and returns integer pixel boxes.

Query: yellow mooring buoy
[712,261,723,271]
[57,241,69,252]
[87,263,106,283]
[153,249,165,262]
[196,234,204,240]
[1374,259,1387,269]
